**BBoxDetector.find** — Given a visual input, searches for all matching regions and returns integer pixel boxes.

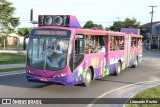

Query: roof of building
[141,21,160,28]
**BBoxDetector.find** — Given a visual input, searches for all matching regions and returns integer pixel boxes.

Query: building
[0,23,20,46]
[141,21,160,49]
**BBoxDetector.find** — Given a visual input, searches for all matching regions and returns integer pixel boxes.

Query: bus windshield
[27,28,71,71]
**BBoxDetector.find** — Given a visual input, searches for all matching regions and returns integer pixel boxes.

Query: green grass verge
[0,53,26,64]
[149,49,160,53]
[0,44,24,49]
[125,85,160,107]
[0,67,25,73]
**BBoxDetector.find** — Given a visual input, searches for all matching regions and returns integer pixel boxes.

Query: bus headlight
[27,70,33,74]
[55,73,67,78]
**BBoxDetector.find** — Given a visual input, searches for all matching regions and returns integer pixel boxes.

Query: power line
[79,22,113,23]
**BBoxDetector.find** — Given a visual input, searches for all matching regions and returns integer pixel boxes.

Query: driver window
[75,35,84,55]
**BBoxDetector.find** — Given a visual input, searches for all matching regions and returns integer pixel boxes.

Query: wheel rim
[117,64,121,74]
[86,71,91,84]
[135,59,138,66]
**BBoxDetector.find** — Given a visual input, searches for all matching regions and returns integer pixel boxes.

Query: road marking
[0,70,25,77]
[87,80,160,107]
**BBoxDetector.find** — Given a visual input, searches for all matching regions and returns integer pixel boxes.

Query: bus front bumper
[26,74,74,86]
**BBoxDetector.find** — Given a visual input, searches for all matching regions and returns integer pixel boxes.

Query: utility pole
[149,5,157,50]
[116,17,120,21]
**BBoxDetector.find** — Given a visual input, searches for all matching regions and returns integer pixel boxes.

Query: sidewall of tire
[84,68,92,87]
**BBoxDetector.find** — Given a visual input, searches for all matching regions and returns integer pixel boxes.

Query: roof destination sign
[34,30,67,36]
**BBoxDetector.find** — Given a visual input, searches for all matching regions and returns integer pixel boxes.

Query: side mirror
[23,35,29,50]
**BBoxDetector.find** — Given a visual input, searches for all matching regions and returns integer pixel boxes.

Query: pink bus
[26,15,143,86]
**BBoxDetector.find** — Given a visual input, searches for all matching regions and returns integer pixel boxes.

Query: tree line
[83,19,149,39]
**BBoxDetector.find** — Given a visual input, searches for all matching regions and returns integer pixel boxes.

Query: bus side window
[110,36,124,51]
[117,36,124,50]
[114,37,119,50]
[138,38,142,47]
[85,35,94,54]
[110,36,115,51]
[131,37,136,48]
[98,36,106,52]
[75,36,84,55]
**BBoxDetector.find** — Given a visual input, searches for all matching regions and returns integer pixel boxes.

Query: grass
[0,53,26,64]
[125,85,160,107]
[0,67,25,73]
[0,44,24,49]
[149,49,160,53]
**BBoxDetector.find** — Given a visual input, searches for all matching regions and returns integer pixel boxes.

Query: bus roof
[32,26,142,38]
[75,28,127,36]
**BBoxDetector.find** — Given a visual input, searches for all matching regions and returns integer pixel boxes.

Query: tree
[110,18,141,31]
[17,27,32,36]
[0,29,9,50]
[98,24,103,29]
[0,0,20,32]
[83,20,94,29]
[110,21,125,31]
[83,20,104,30]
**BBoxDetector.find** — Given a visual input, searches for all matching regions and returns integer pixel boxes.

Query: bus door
[68,35,84,73]
[125,34,131,67]
[74,35,85,70]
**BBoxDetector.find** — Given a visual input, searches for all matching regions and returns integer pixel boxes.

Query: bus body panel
[108,50,126,71]
[72,52,107,85]
[26,65,75,86]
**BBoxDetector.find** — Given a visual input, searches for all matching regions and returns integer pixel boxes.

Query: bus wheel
[133,58,138,68]
[84,68,92,87]
[115,62,121,76]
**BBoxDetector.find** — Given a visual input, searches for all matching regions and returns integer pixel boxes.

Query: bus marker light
[40,78,48,81]
[28,70,33,75]
[55,73,67,78]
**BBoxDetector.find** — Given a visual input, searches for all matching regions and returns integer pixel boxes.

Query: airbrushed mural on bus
[26,15,143,86]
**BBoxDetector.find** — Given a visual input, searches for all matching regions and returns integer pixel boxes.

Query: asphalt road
[0,51,160,107]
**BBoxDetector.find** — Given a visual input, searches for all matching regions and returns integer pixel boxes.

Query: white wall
[19,37,29,44]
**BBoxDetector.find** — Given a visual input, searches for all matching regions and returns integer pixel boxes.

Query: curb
[0,70,25,77]
[0,64,25,69]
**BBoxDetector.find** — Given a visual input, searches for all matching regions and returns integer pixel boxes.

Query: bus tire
[133,58,138,68]
[115,62,121,76]
[84,68,92,87]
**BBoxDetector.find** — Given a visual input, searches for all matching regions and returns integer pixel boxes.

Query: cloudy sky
[7,0,160,28]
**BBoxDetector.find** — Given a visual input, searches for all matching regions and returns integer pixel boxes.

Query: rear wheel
[84,68,92,87]
[115,62,121,76]
[133,58,138,68]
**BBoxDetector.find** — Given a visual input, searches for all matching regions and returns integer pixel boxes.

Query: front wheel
[133,58,138,68]
[115,62,121,76]
[84,68,92,87]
